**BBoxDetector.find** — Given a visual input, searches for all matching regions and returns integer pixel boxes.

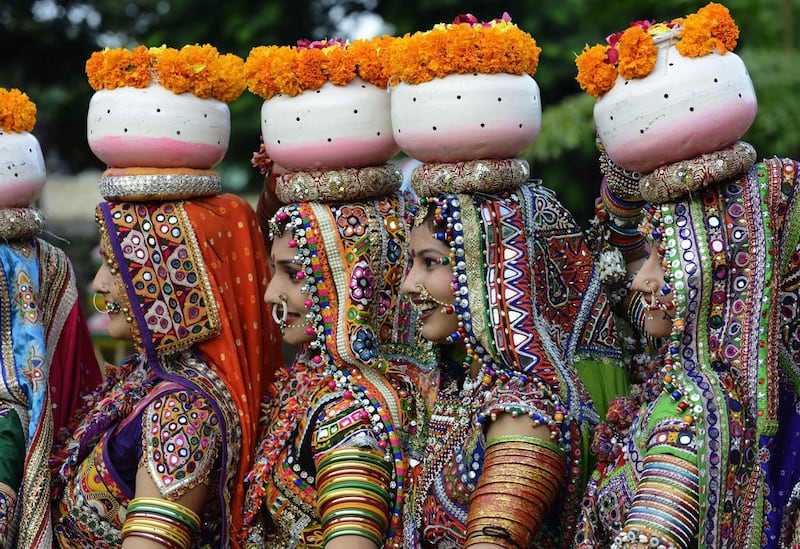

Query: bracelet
[126,497,201,533]
[465,525,526,549]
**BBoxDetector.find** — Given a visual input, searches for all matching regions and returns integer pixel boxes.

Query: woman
[0,210,102,549]
[573,143,800,549]
[572,3,800,546]
[241,192,431,549]
[401,180,627,549]
[51,194,279,548]
[0,86,101,548]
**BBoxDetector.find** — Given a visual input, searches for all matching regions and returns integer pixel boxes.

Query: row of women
[2,3,800,549]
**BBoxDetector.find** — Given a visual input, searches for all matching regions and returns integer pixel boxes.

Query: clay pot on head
[87,83,230,169]
[260,77,398,171]
[594,32,757,173]
[0,130,46,207]
[390,72,541,163]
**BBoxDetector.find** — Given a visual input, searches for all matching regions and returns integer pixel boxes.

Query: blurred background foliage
[0,0,797,224]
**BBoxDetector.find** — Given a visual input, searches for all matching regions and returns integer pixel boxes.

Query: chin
[282,330,314,347]
[107,319,133,341]
[420,326,451,345]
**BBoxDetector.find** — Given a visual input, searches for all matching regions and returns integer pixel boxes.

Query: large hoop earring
[93,292,120,314]
[272,294,289,333]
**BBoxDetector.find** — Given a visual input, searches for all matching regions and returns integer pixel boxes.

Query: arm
[465,415,567,549]
[120,469,207,549]
[316,446,391,549]
[615,400,700,549]
[120,389,221,549]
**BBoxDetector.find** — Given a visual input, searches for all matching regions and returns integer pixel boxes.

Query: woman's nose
[92,264,110,293]
[263,279,282,305]
[400,265,420,295]
[631,247,665,293]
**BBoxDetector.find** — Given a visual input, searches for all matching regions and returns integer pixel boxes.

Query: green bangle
[486,434,566,457]
[125,502,200,533]
[323,526,383,548]
[321,506,387,529]
[317,480,391,503]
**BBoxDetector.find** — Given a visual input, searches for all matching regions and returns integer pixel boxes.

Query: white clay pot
[594,33,757,173]
[87,83,230,169]
[0,130,46,207]
[261,77,398,170]
[390,73,541,163]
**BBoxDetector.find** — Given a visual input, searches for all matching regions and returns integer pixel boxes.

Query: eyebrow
[415,247,447,256]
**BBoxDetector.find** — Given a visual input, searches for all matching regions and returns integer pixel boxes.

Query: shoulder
[141,387,223,496]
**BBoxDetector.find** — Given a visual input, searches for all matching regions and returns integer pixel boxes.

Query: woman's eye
[423,257,438,268]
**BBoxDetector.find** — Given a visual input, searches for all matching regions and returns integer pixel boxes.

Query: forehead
[410,223,449,252]
[271,231,300,262]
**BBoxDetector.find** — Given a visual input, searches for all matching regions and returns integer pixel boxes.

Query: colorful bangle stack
[613,453,700,549]
[599,151,647,262]
[121,497,201,549]
[464,435,567,549]
[316,447,393,548]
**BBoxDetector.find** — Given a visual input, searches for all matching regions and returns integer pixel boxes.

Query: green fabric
[575,357,630,422]
[0,408,24,490]
[643,396,699,464]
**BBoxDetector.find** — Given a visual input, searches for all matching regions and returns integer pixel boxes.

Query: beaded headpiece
[575,2,739,98]
[267,194,421,368]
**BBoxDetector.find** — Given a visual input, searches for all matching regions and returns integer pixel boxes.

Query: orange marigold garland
[0,88,37,133]
[387,12,540,86]
[575,2,738,98]
[244,37,394,100]
[86,45,153,91]
[85,44,246,103]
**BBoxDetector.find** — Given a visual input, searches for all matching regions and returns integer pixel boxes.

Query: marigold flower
[386,14,540,86]
[85,44,244,102]
[675,2,738,57]
[574,2,739,97]
[575,45,617,98]
[616,26,658,80]
[0,88,36,133]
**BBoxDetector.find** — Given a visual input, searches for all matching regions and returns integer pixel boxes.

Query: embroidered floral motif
[336,206,368,238]
[14,270,38,324]
[144,390,221,498]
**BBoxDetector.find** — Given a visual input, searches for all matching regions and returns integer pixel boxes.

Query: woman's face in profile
[264,231,316,346]
[402,223,459,344]
[92,255,133,341]
[631,244,675,338]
